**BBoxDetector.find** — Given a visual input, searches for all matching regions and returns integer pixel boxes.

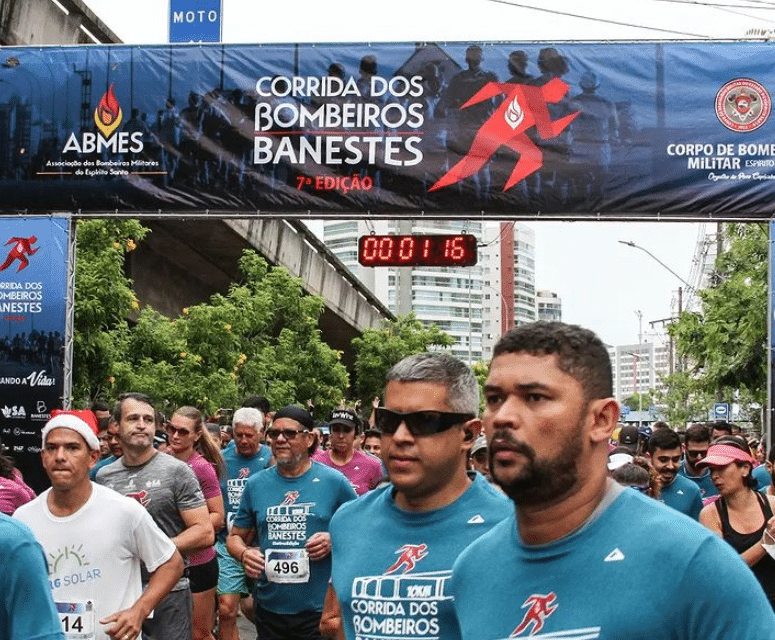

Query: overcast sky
[80,0,771,346]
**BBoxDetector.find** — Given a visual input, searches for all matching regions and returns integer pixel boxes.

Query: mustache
[489,429,536,460]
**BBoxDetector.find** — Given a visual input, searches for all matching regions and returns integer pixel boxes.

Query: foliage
[352,314,455,411]
[74,232,350,417]
[668,222,768,412]
[654,371,715,429]
[621,392,653,412]
[72,219,148,404]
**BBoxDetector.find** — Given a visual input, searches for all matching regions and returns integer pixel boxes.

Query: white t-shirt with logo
[15,482,176,640]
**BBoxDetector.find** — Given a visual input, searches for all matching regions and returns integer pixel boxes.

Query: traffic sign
[620,405,630,417]
[714,402,730,420]
[169,0,222,43]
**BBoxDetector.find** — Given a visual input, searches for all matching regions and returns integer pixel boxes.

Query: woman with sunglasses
[168,406,226,640]
[698,435,775,609]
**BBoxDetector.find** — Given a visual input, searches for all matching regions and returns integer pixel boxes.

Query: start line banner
[2,41,775,219]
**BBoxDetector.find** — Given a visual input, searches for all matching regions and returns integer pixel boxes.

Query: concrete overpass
[131,218,394,369]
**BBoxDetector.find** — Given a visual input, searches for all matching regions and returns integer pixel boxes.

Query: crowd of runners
[2,321,775,640]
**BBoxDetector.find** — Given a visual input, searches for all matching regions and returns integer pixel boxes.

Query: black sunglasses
[166,424,192,437]
[375,408,474,437]
[266,428,309,441]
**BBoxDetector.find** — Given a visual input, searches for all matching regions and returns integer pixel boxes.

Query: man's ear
[588,398,619,444]
[462,419,482,450]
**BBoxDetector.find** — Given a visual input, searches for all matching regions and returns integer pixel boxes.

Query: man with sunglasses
[313,408,383,495]
[449,322,775,640]
[96,393,214,640]
[678,423,718,501]
[227,405,357,640]
[322,353,510,640]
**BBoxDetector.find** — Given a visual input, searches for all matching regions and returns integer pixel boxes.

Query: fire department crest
[715,78,771,132]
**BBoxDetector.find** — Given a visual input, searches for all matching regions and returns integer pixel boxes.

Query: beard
[489,422,584,506]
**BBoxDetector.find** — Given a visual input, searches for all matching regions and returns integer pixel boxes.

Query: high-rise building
[536,290,562,322]
[608,340,670,403]
[481,222,537,361]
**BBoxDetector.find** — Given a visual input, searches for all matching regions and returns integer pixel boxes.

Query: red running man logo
[430,78,577,192]
[384,544,429,575]
[1,236,38,272]
[281,491,299,506]
[127,490,151,507]
[511,592,558,637]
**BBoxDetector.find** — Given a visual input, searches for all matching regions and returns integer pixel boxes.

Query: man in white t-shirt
[15,412,183,640]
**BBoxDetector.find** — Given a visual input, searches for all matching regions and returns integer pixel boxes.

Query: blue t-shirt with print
[219,443,273,542]
[450,487,775,640]
[660,473,703,520]
[329,474,511,640]
[678,459,719,501]
[233,461,356,614]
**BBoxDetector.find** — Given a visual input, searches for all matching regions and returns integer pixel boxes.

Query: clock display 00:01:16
[357,234,478,267]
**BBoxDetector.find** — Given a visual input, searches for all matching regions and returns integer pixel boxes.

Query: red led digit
[362,237,378,263]
[378,237,393,260]
[422,238,431,258]
[451,236,465,259]
[398,237,414,262]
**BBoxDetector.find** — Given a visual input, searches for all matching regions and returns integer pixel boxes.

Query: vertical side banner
[769,220,774,453]
[0,216,69,491]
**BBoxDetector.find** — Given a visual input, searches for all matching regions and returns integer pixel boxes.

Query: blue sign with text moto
[169,0,221,42]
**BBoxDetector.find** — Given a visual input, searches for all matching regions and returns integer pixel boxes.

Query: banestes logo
[430,78,578,192]
[62,84,143,154]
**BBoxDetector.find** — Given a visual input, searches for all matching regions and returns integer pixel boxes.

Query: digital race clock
[358,234,478,267]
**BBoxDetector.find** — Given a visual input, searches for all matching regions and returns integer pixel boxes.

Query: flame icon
[94,84,123,139]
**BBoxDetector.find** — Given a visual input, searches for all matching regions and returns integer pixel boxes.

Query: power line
[655,0,775,8]
[484,0,713,38]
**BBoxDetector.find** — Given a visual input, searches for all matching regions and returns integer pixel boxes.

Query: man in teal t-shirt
[648,428,703,519]
[325,353,511,640]
[217,407,274,640]
[450,322,775,640]
[678,423,718,502]
[228,405,356,640]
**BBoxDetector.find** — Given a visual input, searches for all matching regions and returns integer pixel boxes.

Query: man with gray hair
[217,407,273,640]
[321,352,511,640]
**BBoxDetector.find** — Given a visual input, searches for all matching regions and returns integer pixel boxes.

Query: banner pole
[62,214,77,410]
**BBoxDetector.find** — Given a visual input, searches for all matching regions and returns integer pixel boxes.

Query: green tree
[622,391,653,413]
[72,219,148,405]
[352,314,454,410]
[668,222,767,410]
[110,250,350,417]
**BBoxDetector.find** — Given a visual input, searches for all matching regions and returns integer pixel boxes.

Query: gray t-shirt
[96,451,205,589]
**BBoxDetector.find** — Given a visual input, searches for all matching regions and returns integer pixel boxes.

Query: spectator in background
[362,429,382,457]
[0,438,35,515]
[679,423,718,501]
[617,425,640,455]
[647,428,703,520]
[313,408,382,495]
[167,406,225,640]
[712,421,733,441]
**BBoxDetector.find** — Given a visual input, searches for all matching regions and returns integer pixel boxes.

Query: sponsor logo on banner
[3,406,26,419]
[0,236,39,273]
[715,79,771,132]
[61,85,144,156]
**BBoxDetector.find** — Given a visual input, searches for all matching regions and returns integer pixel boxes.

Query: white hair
[232,407,264,430]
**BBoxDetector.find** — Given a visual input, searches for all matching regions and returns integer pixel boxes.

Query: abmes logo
[62,84,143,154]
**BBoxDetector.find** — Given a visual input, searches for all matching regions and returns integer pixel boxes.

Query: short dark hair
[363,429,381,440]
[242,395,271,414]
[712,421,733,437]
[492,322,612,401]
[685,423,711,445]
[113,392,154,423]
[648,428,682,454]
[91,400,110,413]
